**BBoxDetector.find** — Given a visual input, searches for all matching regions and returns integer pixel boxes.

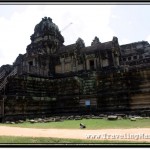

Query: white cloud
[119,38,131,45]
[146,35,150,44]
[0,5,115,66]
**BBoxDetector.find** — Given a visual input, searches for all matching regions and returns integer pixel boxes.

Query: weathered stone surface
[80,123,86,129]
[107,115,118,120]
[0,16,150,122]
[18,120,24,123]
[29,119,37,123]
[134,116,143,119]
[83,115,91,119]
[99,114,107,118]
[144,117,150,119]
[43,119,50,123]
[47,118,54,122]
[61,116,67,120]
[37,118,43,122]
[116,114,126,117]
[91,116,103,119]
[117,116,123,120]
[74,116,82,120]
[5,121,10,124]
[54,117,61,122]
[67,116,74,120]
[130,118,136,121]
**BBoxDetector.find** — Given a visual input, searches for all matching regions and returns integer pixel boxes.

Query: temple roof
[120,41,150,56]
[58,44,76,54]
[58,41,113,55]
[81,41,113,54]
[120,41,149,49]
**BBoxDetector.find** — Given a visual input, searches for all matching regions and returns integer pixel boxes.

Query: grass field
[0,118,150,129]
[0,136,149,144]
[0,119,150,144]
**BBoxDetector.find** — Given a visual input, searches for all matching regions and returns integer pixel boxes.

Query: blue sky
[0,4,150,66]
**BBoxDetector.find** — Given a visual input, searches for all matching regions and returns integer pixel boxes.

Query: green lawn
[0,119,150,144]
[0,118,150,129]
[0,136,149,144]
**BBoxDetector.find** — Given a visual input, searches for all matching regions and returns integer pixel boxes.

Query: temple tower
[23,17,64,76]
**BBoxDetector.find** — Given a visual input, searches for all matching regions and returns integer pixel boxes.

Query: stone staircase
[0,70,6,80]
[81,74,96,95]
[0,67,18,91]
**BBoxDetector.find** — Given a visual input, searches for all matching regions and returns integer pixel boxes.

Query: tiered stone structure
[0,17,150,121]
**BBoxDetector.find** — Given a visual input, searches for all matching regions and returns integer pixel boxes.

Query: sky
[0,4,150,67]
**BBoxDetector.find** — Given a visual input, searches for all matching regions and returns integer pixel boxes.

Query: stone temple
[0,17,150,121]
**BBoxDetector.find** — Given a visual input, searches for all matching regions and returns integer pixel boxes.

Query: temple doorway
[28,61,33,72]
[85,99,91,109]
[89,60,95,70]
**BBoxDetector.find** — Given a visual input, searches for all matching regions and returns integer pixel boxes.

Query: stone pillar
[33,58,35,66]
[84,55,87,71]
[116,56,119,66]
[96,58,99,68]
[94,58,96,69]
[71,56,73,72]
[76,60,78,72]
[98,52,102,68]
[86,59,89,70]
[61,58,65,73]
[62,62,65,73]
[112,51,115,67]
[72,57,76,72]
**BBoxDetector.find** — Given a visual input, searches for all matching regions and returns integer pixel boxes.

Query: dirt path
[0,126,150,142]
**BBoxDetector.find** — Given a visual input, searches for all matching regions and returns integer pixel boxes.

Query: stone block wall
[0,67,150,120]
